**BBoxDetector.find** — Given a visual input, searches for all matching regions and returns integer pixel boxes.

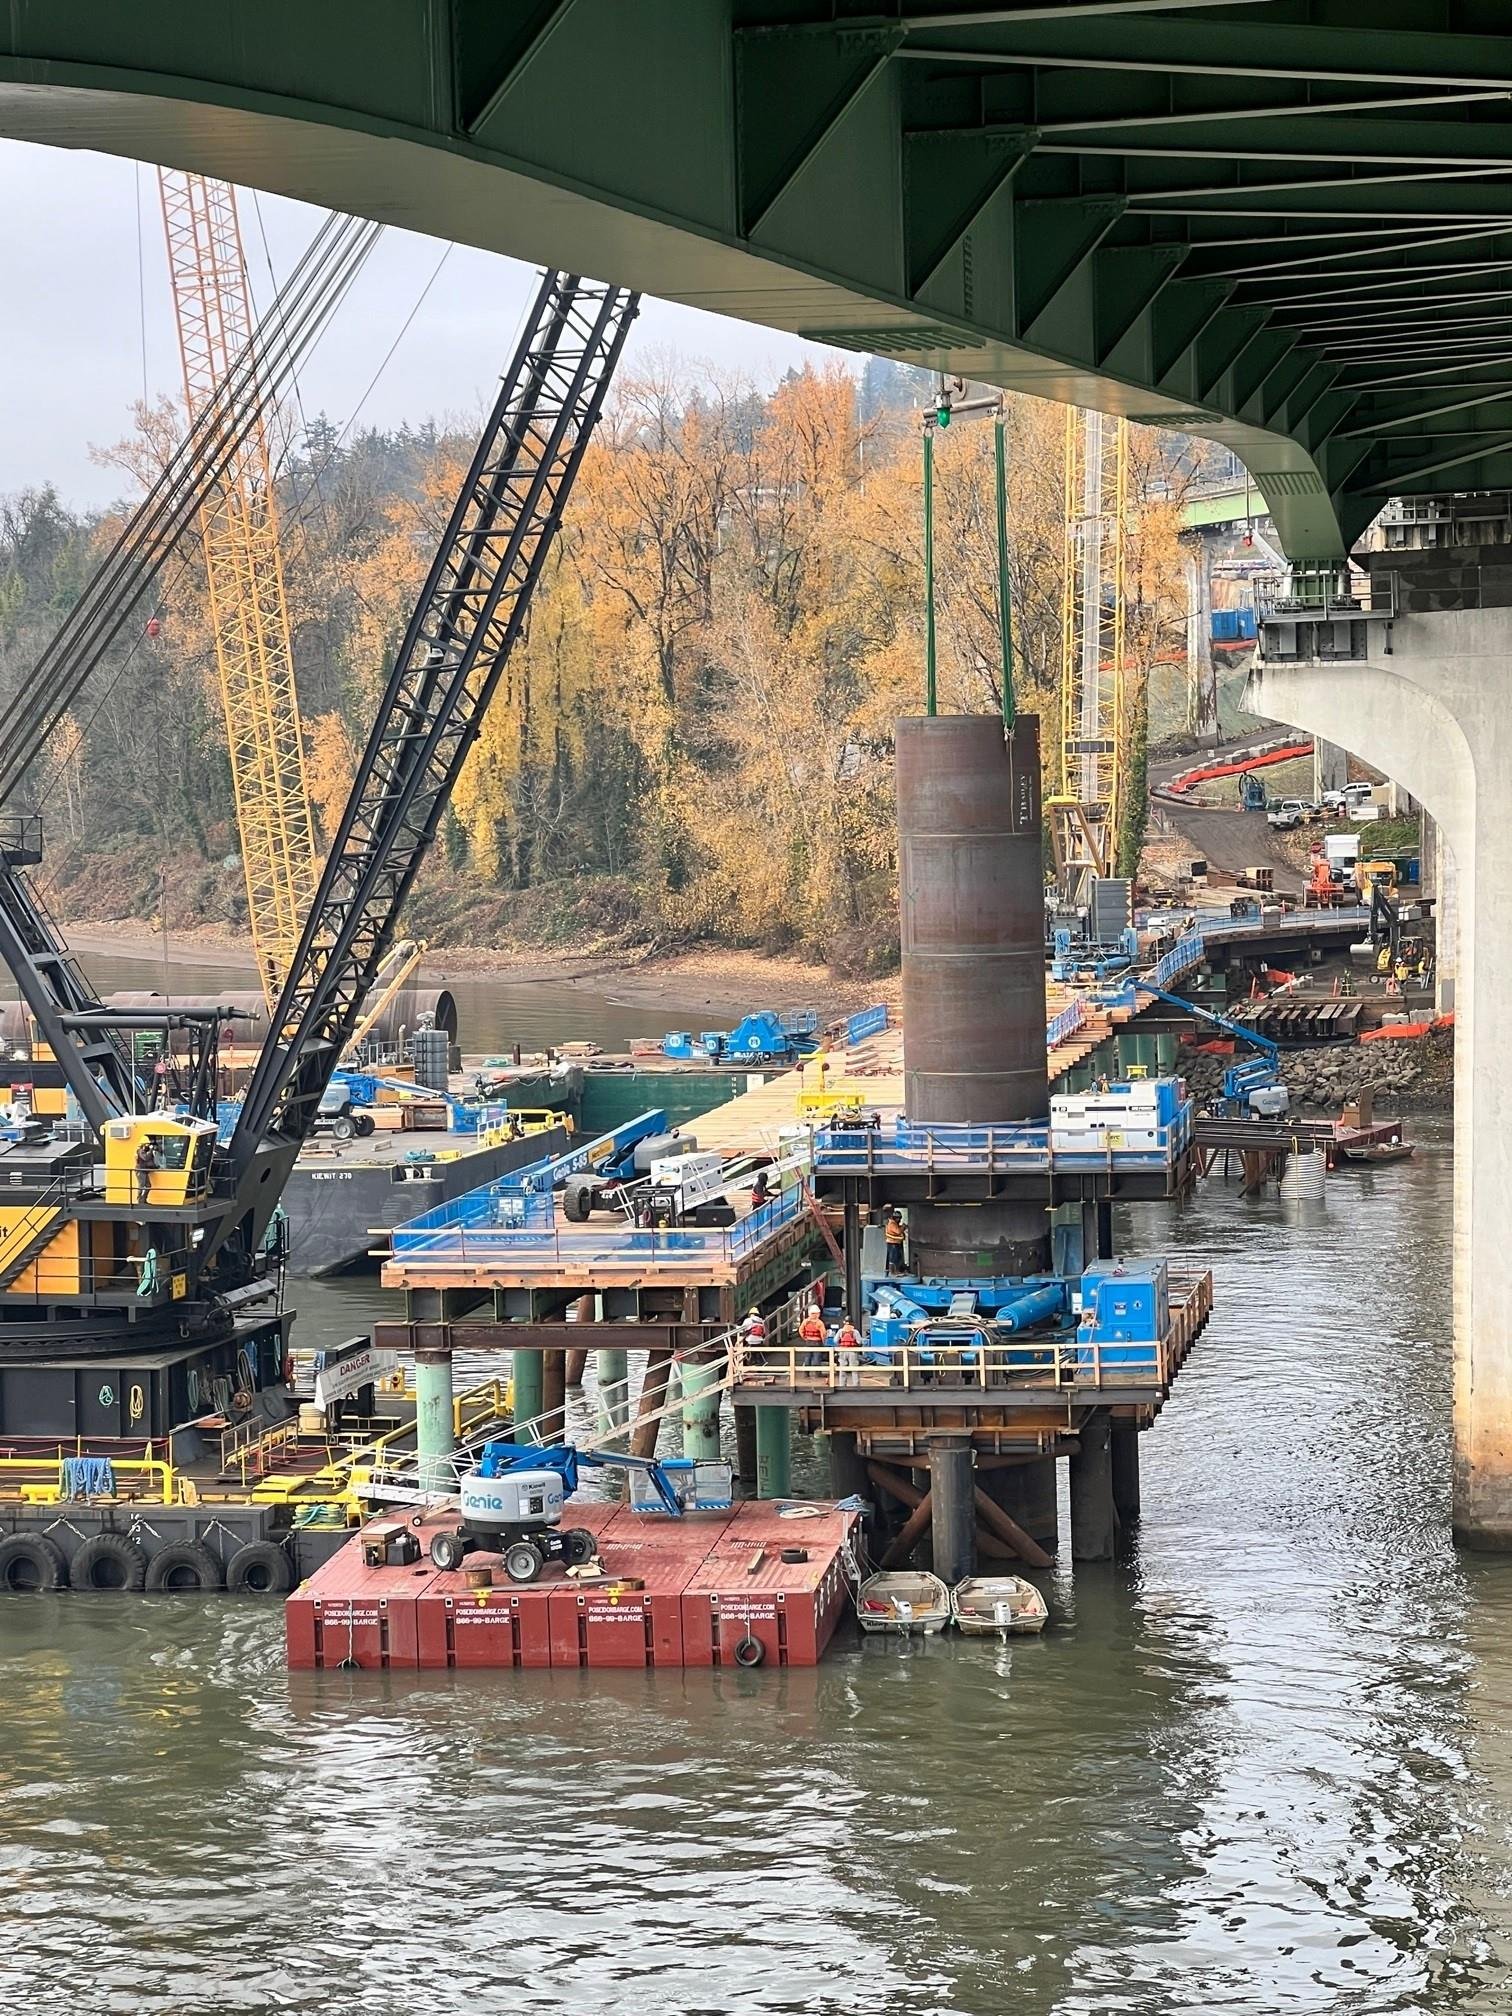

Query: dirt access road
[1149,733,1308,894]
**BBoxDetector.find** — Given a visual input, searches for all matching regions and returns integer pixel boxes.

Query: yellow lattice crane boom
[157,170,318,1005]
[1048,406,1129,907]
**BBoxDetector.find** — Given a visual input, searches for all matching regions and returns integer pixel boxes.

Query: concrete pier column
[1426,809,1458,1014]
[985,1456,1058,1557]
[414,1345,457,1493]
[511,1346,544,1429]
[1155,1032,1178,1075]
[677,1352,723,1462]
[1069,1414,1116,1561]
[1110,1423,1141,1549]
[595,1347,629,1432]
[928,1437,977,1583]
[1250,607,1512,1544]
[755,1407,791,1499]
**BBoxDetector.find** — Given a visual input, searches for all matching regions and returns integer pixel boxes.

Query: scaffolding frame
[1049,407,1128,905]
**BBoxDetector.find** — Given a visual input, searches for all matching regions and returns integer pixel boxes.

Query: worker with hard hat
[883,1207,907,1275]
[798,1300,827,1370]
[834,1312,863,1389]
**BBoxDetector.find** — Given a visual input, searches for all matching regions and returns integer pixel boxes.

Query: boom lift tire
[225,1539,293,1595]
[330,1114,356,1142]
[561,1528,598,1568]
[0,1531,69,1592]
[504,1538,546,1585]
[144,1541,223,1593]
[561,1177,596,1223]
[429,1530,470,1573]
[72,1533,149,1592]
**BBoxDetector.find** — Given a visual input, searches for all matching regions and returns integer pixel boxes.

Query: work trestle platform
[287,1499,858,1672]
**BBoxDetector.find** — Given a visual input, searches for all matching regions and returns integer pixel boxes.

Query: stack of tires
[0,1530,294,1594]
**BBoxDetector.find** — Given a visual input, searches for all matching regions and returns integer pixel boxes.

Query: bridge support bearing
[755,1406,791,1500]
[928,1437,976,1585]
[1069,1414,1116,1563]
[1250,607,1512,1546]
[414,1346,456,1494]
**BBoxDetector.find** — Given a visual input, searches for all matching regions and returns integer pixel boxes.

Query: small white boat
[858,1570,951,1635]
[950,1575,1049,1638]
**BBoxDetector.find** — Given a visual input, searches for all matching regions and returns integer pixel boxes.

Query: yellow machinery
[1048,407,1129,905]
[1356,858,1399,899]
[158,170,319,1005]
[101,1114,218,1209]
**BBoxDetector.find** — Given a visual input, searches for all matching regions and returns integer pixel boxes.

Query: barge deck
[288,1497,858,1670]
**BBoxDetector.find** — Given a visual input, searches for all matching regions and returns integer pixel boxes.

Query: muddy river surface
[4,1122,1512,2014]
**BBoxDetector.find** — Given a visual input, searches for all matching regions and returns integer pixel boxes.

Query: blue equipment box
[1078,1259,1169,1360]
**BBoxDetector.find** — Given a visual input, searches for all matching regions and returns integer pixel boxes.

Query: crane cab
[102,1115,218,1209]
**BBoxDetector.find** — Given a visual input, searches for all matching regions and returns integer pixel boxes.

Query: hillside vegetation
[0,364,1196,973]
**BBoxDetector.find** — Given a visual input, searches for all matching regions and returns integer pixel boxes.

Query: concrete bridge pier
[1249,606,1510,1547]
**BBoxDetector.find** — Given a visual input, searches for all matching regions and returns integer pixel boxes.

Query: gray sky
[0,138,840,511]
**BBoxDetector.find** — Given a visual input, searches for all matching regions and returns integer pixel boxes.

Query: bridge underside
[10,2,1512,557]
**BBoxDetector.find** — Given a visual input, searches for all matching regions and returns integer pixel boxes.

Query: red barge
[287,1498,857,1672]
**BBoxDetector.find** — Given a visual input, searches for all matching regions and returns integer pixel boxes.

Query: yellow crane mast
[157,169,318,1004]
[1048,406,1128,906]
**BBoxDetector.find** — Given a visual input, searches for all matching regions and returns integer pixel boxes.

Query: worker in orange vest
[798,1302,827,1372]
[883,1207,907,1275]
[834,1313,862,1388]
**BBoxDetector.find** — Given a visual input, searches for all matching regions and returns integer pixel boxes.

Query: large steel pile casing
[897,712,1047,1126]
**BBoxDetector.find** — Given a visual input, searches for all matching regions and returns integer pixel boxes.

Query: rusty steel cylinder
[897,713,1048,1126]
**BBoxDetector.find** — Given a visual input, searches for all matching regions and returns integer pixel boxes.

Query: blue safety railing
[1151,931,1206,989]
[814,1104,1192,1175]
[390,1166,808,1271]
[846,1003,889,1046]
[1046,999,1088,1047]
[727,1180,803,1259]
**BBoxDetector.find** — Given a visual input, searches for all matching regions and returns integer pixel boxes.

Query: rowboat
[857,1570,951,1635]
[950,1575,1049,1637]
[1338,1140,1415,1166]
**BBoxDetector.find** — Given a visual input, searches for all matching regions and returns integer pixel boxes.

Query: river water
[12,946,736,1056]
[3,1122,1511,2014]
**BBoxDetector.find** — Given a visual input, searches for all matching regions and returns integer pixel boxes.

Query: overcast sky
[0,138,841,512]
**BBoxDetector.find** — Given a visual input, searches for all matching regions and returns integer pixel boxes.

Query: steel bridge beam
[4,2,1512,556]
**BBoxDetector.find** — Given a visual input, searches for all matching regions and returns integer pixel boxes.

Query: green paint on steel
[677,1354,723,1463]
[511,1346,545,1429]
[755,1405,792,1501]
[414,1352,456,1493]
[595,1346,629,1434]
[5,4,1512,557]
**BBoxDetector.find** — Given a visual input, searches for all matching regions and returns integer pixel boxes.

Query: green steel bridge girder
[13,3,1512,558]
